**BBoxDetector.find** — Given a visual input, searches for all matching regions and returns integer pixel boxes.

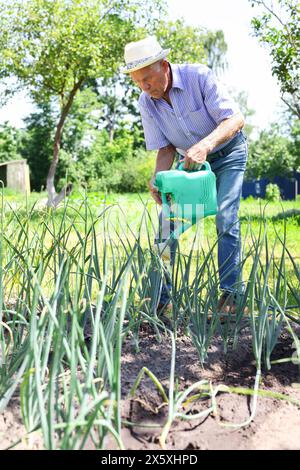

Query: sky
[0,0,283,131]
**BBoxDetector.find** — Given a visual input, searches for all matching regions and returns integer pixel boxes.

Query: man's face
[130,60,170,99]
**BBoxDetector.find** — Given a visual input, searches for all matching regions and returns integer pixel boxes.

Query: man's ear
[161,59,169,71]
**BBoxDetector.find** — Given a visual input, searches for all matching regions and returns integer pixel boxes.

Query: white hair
[149,58,166,72]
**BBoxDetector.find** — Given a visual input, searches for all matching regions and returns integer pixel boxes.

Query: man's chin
[149,92,162,99]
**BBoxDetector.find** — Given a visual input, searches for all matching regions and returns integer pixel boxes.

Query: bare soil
[1,324,300,450]
[108,323,300,451]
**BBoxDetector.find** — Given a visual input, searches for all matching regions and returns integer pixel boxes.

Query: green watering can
[154,161,218,242]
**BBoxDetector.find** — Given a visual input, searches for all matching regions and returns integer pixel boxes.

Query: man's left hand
[184,141,210,170]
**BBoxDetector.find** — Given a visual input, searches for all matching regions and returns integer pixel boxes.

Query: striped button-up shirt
[138,63,240,155]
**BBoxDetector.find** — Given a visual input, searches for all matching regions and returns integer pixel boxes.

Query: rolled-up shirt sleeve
[138,102,170,150]
[200,67,240,125]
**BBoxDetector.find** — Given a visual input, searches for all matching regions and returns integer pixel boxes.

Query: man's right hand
[149,176,162,205]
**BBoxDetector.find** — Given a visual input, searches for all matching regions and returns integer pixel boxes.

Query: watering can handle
[177,161,212,172]
[161,192,169,206]
[161,192,175,219]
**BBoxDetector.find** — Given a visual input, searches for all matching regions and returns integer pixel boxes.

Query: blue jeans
[156,131,248,305]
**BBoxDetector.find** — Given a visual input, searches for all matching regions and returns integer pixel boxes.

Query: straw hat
[121,36,170,74]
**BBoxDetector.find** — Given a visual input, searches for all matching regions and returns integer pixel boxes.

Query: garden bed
[109,325,300,450]
[1,195,299,450]
[2,324,300,451]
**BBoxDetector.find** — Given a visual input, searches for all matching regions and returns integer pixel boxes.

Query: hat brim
[121,48,170,74]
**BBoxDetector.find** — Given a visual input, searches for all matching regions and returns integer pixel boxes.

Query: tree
[19,88,139,191]
[250,0,300,118]
[0,0,165,207]
[289,118,300,171]
[246,123,298,180]
[157,19,227,71]
[20,103,55,191]
[228,89,256,140]
[0,122,23,163]
[87,74,142,145]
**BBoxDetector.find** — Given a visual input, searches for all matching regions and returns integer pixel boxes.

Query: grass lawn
[2,188,300,261]
[2,189,299,304]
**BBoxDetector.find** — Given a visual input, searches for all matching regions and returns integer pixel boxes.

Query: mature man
[122,36,248,314]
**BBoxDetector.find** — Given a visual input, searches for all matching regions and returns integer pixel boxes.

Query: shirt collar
[169,63,184,90]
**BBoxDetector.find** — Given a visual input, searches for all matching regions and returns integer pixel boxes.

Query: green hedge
[86,149,156,193]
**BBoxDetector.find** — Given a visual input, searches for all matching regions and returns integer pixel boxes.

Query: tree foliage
[250,0,300,118]
[156,19,227,69]
[20,102,55,191]
[246,122,299,180]
[229,89,256,140]
[0,0,165,205]
[0,1,242,195]
[0,0,157,104]
[0,122,23,163]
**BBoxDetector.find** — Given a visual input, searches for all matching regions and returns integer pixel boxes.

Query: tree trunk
[46,78,84,208]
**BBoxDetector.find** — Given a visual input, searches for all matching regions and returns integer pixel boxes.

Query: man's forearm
[184,112,245,169]
[154,144,176,175]
[201,112,245,154]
